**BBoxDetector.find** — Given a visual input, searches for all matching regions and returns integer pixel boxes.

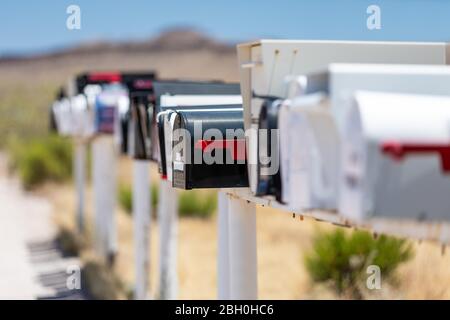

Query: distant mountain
[0,28,236,64]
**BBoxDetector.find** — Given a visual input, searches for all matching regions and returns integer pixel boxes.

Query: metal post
[133,160,151,300]
[217,191,230,300]
[228,195,258,300]
[158,179,178,300]
[74,141,86,233]
[92,136,117,265]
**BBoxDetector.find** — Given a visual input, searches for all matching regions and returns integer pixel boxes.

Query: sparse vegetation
[304,229,414,299]
[178,190,217,218]
[118,183,216,219]
[118,184,133,214]
[7,135,73,189]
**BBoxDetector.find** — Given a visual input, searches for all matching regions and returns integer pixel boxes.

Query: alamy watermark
[366,265,382,290]
[66,265,82,290]
[66,5,81,30]
[367,5,381,30]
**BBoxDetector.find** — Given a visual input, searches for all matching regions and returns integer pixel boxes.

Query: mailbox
[171,107,248,189]
[280,81,336,210]
[151,80,241,162]
[237,39,450,194]
[70,94,90,138]
[157,94,243,180]
[254,98,283,200]
[123,73,157,159]
[52,97,73,137]
[94,84,129,136]
[49,88,66,133]
[339,91,450,222]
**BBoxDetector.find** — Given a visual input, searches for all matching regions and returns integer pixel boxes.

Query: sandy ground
[45,157,450,300]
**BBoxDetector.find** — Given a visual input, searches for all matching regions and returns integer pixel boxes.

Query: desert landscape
[2,29,450,300]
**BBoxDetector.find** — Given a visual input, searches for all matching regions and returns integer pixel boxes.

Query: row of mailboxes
[48,40,450,223]
[275,64,450,223]
[237,40,450,196]
[50,72,156,153]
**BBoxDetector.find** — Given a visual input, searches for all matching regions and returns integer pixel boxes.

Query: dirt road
[0,153,88,299]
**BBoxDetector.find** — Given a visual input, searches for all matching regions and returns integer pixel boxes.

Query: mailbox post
[92,135,117,263]
[217,191,230,300]
[227,194,257,300]
[124,72,157,300]
[133,160,151,300]
[158,179,179,300]
[92,84,129,264]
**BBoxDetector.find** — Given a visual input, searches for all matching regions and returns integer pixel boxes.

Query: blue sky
[0,0,450,55]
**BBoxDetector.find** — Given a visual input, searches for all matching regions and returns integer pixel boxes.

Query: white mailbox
[280,64,450,210]
[94,84,129,141]
[340,91,450,222]
[52,97,72,136]
[237,40,450,194]
[279,91,337,210]
[158,95,243,181]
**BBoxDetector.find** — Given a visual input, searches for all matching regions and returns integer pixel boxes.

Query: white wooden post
[74,141,86,233]
[228,194,258,299]
[133,160,151,300]
[92,136,117,264]
[217,191,230,300]
[158,179,178,300]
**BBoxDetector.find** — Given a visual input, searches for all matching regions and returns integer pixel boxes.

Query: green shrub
[118,184,158,215]
[118,184,215,219]
[304,229,414,298]
[179,191,217,218]
[8,135,73,189]
[118,184,133,214]
[151,184,159,208]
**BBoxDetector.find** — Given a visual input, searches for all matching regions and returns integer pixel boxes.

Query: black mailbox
[75,71,156,153]
[152,80,241,176]
[256,98,283,200]
[171,106,248,189]
[122,73,157,158]
[75,72,123,95]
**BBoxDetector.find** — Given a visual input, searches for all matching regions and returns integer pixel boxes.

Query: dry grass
[38,157,450,300]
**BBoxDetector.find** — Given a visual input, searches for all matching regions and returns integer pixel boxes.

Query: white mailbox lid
[330,63,450,132]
